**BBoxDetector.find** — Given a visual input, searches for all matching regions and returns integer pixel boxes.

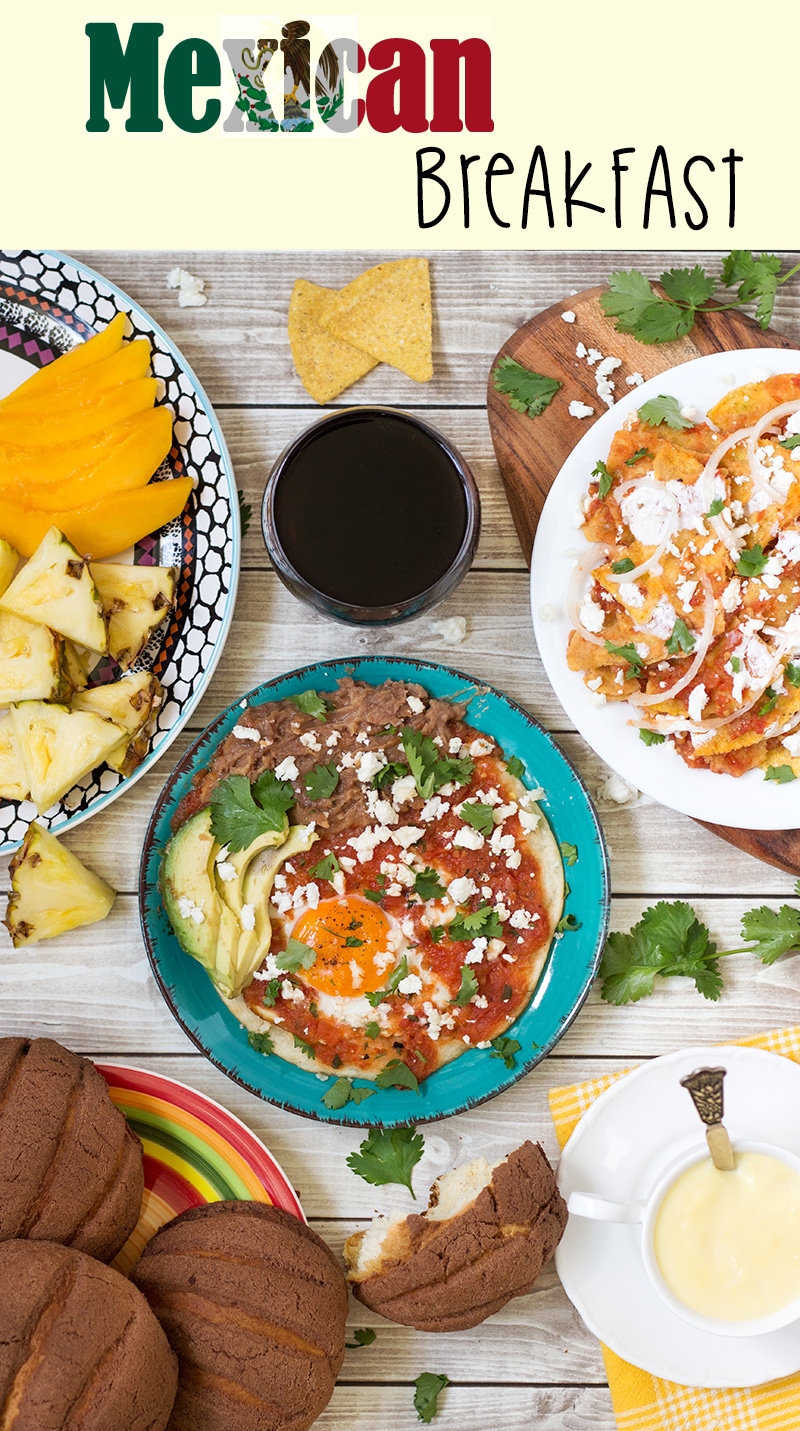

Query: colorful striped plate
[95,1063,304,1275]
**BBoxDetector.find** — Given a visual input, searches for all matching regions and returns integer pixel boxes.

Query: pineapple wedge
[0,611,70,705]
[61,640,89,695]
[72,672,162,776]
[0,539,19,598]
[10,702,126,814]
[90,562,177,668]
[0,525,107,653]
[4,823,116,946]
[0,714,28,801]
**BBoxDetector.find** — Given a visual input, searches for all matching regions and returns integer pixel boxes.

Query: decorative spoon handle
[680,1066,736,1171]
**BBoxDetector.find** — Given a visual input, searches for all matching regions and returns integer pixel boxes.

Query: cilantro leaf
[604,640,644,679]
[414,1373,450,1424]
[414,866,447,900]
[430,926,445,943]
[625,447,651,466]
[237,487,252,536]
[639,729,666,746]
[736,544,768,577]
[786,663,800,687]
[449,904,502,941]
[247,1029,274,1054]
[600,269,694,344]
[375,1059,420,1094]
[638,395,692,430]
[364,1021,380,1038]
[401,727,473,799]
[737,904,800,965]
[210,773,292,853]
[599,900,722,1004]
[760,686,778,716]
[321,1077,375,1110]
[592,459,613,500]
[707,497,725,517]
[660,265,717,307]
[721,250,783,328]
[258,977,281,1007]
[780,434,800,451]
[489,1035,521,1069]
[304,761,339,801]
[451,965,479,1006]
[666,618,695,656]
[346,1328,377,1349]
[276,937,317,972]
[372,760,409,789]
[611,557,635,574]
[765,764,796,783]
[311,852,341,881]
[559,841,578,865]
[347,1125,425,1195]
[459,801,495,837]
[252,768,295,827]
[293,1034,315,1059]
[365,954,408,1007]
[290,689,330,721]
[492,356,561,419]
[556,913,581,934]
[505,754,525,779]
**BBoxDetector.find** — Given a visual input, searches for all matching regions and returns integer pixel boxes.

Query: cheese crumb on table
[569,400,595,420]
[561,310,576,323]
[429,615,467,644]
[166,266,208,308]
[598,772,639,805]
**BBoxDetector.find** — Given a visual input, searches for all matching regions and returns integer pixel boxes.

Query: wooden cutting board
[486,287,800,874]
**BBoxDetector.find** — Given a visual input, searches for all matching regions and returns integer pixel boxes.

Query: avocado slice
[229,823,318,997]
[214,822,289,920]
[161,809,220,964]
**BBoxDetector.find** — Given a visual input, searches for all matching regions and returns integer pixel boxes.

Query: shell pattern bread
[0,1037,144,1263]
[0,1239,177,1431]
[131,1201,349,1431]
[346,1141,568,1331]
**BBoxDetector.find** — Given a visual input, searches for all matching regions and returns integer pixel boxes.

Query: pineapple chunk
[0,526,107,653]
[0,714,28,801]
[0,611,70,705]
[61,641,89,695]
[0,539,19,598]
[72,672,162,777]
[4,823,116,946]
[91,562,177,669]
[10,702,126,814]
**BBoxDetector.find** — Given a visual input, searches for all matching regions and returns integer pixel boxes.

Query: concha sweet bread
[0,1036,143,1263]
[0,1239,177,1431]
[131,1201,348,1431]
[344,1140,568,1331]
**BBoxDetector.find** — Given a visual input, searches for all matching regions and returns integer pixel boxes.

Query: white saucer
[555,1045,800,1387]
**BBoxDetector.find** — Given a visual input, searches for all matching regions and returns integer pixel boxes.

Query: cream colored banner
[4,0,798,249]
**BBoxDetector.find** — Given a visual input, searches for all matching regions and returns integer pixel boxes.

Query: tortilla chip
[288,279,377,404]
[319,258,433,383]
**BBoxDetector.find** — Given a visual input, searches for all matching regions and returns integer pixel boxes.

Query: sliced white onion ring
[629,575,715,709]
[637,638,790,732]
[605,478,678,583]
[700,428,754,553]
[567,543,610,647]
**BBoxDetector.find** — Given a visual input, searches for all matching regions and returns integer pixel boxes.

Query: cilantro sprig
[638,395,692,430]
[290,690,330,720]
[347,1125,425,1196]
[374,1059,420,1094]
[492,356,561,418]
[599,901,724,1004]
[276,937,317,973]
[401,727,473,799]
[321,1078,375,1111]
[736,544,768,578]
[304,761,339,800]
[489,1035,521,1069]
[449,904,502,941]
[459,801,495,837]
[414,1373,450,1424]
[604,640,644,679]
[592,459,613,500]
[451,965,479,1006]
[209,771,294,852]
[346,1328,377,1349]
[414,866,446,900]
[601,254,800,344]
[666,618,695,656]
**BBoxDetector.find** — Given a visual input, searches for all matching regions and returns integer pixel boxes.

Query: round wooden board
[486,287,800,874]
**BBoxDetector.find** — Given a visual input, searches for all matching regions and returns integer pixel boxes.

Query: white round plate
[532,347,800,829]
[0,250,240,853]
[555,1043,800,1387]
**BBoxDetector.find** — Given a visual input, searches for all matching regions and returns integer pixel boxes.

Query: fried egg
[292,894,401,998]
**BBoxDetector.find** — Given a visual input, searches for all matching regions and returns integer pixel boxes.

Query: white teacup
[568,1139,800,1337]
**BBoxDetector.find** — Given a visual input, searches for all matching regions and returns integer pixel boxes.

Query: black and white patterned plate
[0,250,240,853]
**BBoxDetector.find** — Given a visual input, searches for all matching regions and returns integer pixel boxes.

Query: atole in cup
[568,1140,800,1336]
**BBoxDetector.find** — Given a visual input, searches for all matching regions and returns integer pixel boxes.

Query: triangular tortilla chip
[288,279,377,404]
[319,259,433,383]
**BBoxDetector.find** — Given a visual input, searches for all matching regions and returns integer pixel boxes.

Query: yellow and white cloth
[549,1026,800,1431]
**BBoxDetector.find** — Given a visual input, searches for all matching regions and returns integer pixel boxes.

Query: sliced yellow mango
[0,379,157,448]
[3,341,152,416]
[9,407,173,512]
[1,314,126,403]
[0,478,194,559]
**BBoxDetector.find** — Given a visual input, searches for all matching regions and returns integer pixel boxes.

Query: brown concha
[0,1036,144,1263]
[346,1140,568,1331]
[0,1239,177,1431]
[131,1201,349,1431]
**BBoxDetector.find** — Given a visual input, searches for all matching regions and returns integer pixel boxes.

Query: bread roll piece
[0,1036,143,1262]
[344,1140,568,1331]
[131,1201,348,1431]
[0,1239,177,1431]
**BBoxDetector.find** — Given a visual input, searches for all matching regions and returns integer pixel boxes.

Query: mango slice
[0,378,157,448]
[7,408,173,512]
[2,341,152,417]
[0,478,194,559]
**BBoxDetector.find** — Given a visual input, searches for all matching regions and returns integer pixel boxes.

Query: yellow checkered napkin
[549,1027,800,1431]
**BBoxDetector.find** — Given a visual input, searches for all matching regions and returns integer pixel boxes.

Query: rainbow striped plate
[95,1063,304,1275]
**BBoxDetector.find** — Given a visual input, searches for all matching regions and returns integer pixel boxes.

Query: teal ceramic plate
[139,657,609,1126]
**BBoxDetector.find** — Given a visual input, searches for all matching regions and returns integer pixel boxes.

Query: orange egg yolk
[292,895,394,998]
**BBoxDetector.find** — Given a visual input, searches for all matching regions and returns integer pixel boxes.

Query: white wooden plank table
[4,250,800,1430]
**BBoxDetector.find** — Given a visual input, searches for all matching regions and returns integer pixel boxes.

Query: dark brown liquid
[272,411,468,607]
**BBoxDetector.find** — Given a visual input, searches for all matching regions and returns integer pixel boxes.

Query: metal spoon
[680,1066,736,1171]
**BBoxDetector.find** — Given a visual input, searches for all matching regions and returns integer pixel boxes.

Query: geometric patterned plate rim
[95,1061,305,1274]
[0,249,240,854]
[138,654,611,1128]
